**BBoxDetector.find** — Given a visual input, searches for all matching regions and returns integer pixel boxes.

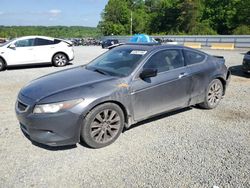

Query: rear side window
[35,38,54,46]
[184,50,206,65]
[54,39,62,44]
[144,49,184,73]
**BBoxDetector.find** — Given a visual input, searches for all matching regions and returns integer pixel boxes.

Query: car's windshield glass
[86,47,147,77]
[0,39,15,47]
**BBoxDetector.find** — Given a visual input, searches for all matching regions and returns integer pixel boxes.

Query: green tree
[201,0,240,34]
[176,0,201,33]
[98,0,130,35]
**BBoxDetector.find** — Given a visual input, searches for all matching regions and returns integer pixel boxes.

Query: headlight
[33,99,84,114]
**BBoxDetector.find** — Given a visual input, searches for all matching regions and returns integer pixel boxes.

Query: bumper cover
[16,94,82,146]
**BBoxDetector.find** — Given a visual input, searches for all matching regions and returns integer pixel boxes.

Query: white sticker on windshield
[130,50,147,55]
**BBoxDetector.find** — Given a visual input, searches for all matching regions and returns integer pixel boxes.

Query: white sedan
[0,36,74,71]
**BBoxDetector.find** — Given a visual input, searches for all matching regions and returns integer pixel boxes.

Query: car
[0,38,6,44]
[15,44,231,148]
[101,39,119,49]
[0,36,74,71]
[242,51,250,74]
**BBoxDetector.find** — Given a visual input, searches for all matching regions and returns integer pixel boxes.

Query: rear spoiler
[55,38,73,46]
[62,39,73,46]
[213,55,224,59]
[213,55,225,64]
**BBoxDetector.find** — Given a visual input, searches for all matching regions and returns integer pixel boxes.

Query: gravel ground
[0,46,249,188]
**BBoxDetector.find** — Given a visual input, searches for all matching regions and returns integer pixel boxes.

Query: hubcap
[208,82,222,106]
[55,55,67,66]
[90,109,121,144]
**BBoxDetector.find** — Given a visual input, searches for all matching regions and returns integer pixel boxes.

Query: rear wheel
[52,53,68,67]
[81,103,124,148]
[0,58,6,71]
[199,79,223,109]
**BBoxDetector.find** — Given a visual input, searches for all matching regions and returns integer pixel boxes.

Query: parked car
[242,51,250,74]
[0,38,6,44]
[101,39,119,49]
[0,36,74,71]
[16,44,230,148]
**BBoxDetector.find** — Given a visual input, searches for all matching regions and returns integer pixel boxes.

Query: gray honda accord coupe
[16,44,231,148]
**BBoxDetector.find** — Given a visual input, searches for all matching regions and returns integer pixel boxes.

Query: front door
[131,49,192,121]
[6,38,36,65]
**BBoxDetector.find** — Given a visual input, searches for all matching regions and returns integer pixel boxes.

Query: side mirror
[139,68,157,79]
[8,43,16,49]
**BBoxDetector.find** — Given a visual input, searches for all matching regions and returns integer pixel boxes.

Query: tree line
[0,26,99,39]
[98,0,250,35]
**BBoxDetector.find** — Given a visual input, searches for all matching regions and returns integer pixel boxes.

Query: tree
[201,0,240,34]
[176,0,201,33]
[98,0,130,35]
[98,0,250,35]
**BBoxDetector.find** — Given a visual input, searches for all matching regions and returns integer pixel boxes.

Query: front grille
[17,101,28,112]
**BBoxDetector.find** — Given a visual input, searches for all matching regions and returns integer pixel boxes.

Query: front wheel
[81,103,124,148]
[52,53,68,67]
[199,79,223,109]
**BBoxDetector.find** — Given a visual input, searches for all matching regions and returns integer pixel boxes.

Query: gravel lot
[0,46,249,188]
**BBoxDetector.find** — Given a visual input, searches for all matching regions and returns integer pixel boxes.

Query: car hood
[20,66,117,101]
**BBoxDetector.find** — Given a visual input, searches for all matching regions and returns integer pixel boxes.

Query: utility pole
[130,11,133,36]
[130,1,136,36]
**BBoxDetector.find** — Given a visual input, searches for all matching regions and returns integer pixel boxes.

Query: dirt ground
[0,46,249,187]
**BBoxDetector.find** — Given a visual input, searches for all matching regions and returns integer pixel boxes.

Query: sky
[0,0,108,27]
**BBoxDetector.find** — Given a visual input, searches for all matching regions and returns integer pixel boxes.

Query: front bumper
[15,94,82,146]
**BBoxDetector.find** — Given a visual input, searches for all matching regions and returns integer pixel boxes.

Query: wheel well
[52,52,69,62]
[216,77,226,95]
[0,56,7,65]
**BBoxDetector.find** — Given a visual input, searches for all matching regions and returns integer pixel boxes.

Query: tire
[52,53,68,67]
[199,79,223,109]
[81,103,124,148]
[0,58,6,71]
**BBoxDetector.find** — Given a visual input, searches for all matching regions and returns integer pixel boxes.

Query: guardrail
[102,35,250,48]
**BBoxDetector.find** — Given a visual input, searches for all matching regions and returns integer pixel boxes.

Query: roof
[15,36,55,41]
[115,43,185,52]
[113,43,208,56]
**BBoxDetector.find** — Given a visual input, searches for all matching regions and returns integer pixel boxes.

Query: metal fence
[102,35,250,48]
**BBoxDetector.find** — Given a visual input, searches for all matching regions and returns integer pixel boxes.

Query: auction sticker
[130,50,147,55]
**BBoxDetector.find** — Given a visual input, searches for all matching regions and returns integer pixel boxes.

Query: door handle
[179,72,188,79]
[28,48,33,50]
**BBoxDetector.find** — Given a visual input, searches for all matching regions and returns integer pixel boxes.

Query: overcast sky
[0,0,108,27]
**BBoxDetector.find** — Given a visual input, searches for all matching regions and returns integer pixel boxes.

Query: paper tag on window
[130,50,147,55]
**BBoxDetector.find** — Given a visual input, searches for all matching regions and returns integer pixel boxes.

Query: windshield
[86,47,147,77]
[0,39,15,47]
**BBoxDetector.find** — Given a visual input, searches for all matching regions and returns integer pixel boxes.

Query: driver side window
[15,39,35,47]
[144,49,184,73]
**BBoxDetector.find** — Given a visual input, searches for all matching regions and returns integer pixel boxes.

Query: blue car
[16,44,231,148]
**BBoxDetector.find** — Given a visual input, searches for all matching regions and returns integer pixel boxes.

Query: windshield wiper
[93,68,108,75]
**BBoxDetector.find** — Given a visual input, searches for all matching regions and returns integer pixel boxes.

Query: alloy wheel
[207,81,222,106]
[54,54,67,66]
[90,109,121,144]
